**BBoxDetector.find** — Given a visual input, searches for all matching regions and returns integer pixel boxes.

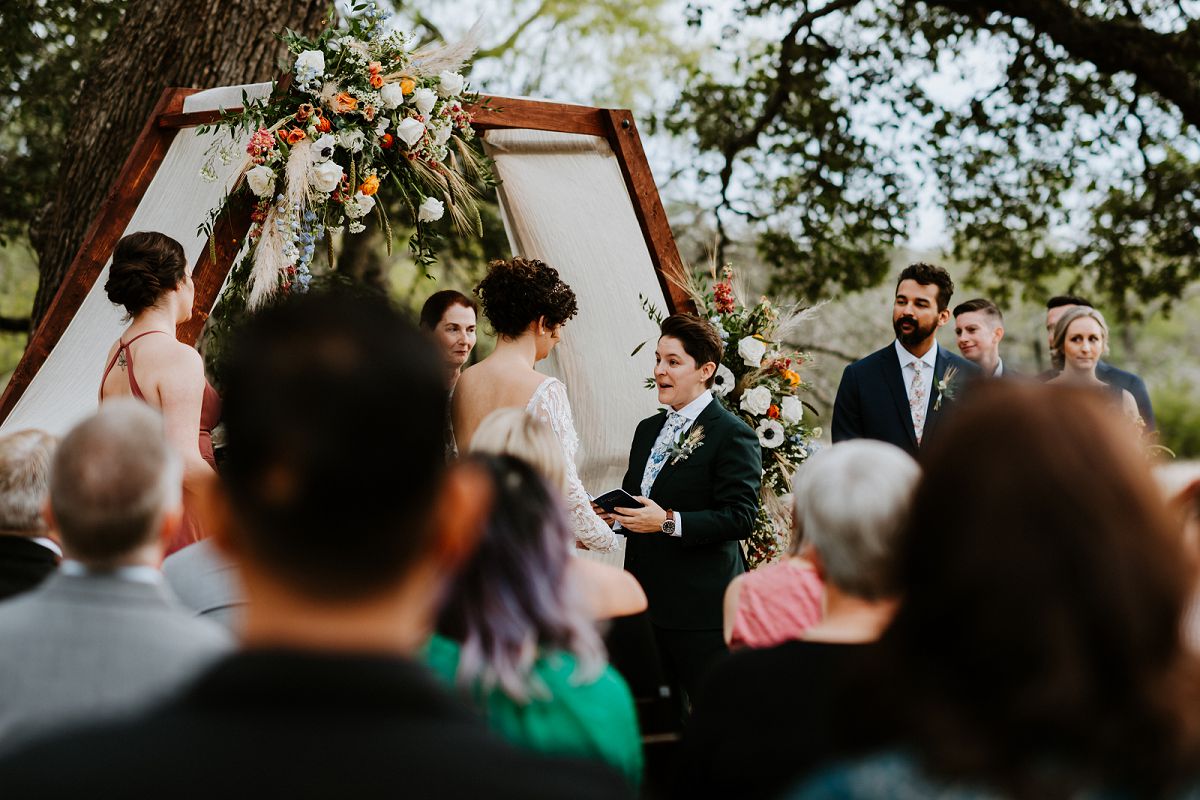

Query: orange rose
[783,369,801,387]
[316,116,332,133]
[379,133,395,149]
[333,92,358,114]
[400,78,416,95]
[370,73,384,89]
[363,105,377,122]
[282,127,306,144]
[359,174,380,196]
[768,404,780,419]
[295,103,314,121]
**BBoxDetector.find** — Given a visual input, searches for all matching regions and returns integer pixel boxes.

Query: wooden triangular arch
[0,89,694,428]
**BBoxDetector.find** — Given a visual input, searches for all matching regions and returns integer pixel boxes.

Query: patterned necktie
[641,412,688,496]
[909,361,926,444]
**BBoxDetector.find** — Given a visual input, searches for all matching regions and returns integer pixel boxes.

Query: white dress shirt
[647,389,713,537]
[894,339,938,409]
[993,358,1005,378]
[60,560,162,585]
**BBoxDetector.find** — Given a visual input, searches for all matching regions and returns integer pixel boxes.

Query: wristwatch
[661,510,676,535]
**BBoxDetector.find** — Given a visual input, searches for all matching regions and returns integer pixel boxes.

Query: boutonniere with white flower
[933,366,960,411]
[668,425,705,465]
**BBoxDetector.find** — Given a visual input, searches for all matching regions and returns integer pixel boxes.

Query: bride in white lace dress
[451,258,619,552]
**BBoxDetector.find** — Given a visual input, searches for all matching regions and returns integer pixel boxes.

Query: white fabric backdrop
[0,84,271,437]
[484,129,671,565]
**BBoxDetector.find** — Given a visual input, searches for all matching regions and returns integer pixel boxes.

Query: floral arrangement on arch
[642,265,821,567]
[198,4,488,310]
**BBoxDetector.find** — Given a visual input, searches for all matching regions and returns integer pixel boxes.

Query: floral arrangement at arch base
[640,265,821,568]
[198,4,490,312]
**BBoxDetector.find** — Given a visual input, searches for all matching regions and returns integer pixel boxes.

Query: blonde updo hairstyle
[1051,305,1110,371]
[468,408,568,493]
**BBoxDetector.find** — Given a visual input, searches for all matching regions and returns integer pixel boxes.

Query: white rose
[430,120,452,146]
[780,395,804,425]
[245,165,275,198]
[438,71,465,98]
[345,191,376,219]
[380,82,405,109]
[396,117,426,148]
[294,50,325,78]
[739,385,772,416]
[337,129,365,153]
[313,134,337,160]
[418,196,445,222]
[411,87,437,116]
[311,160,344,193]
[737,336,767,368]
[712,363,735,397]
[755,418,785,449]
[374,117,391,136]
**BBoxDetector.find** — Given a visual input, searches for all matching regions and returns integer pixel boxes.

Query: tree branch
[932,0,1200,129]
[477,0,553,60]
[0,316,30,334]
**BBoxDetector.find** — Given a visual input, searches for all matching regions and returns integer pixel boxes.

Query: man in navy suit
[832,263,975,457]
[1043,295,1155,430]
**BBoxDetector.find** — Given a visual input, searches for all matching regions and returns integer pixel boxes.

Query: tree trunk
[28,0,328,325]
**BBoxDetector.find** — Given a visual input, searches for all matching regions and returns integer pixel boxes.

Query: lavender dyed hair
[437,453,605,703]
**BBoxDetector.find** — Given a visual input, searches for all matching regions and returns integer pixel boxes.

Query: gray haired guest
[0,430,59,601]
[678,440,920,800]
[0,401,231,752]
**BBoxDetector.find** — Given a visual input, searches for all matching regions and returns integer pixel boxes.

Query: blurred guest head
[49,401,181,567]
[0,430,56,536]
[953,299,1004,376]
[437,453,604,701]
[469,409,567,493]
[1044,294,1093,351]
[878,381,1199,794]
[419,290,478,382]
[216,290,487,647]
[1050,305,1110,374]
[893,263,953,350]
[790,440,918,601]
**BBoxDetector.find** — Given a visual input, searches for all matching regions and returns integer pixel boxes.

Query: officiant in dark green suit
[604,314,761,713]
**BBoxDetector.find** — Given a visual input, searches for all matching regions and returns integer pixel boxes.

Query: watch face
[662,518,676,534]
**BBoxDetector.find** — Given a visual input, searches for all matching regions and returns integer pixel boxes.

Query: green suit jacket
[621,398,762,631]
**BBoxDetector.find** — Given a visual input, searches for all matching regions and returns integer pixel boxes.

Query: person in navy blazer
[833,263,976,458]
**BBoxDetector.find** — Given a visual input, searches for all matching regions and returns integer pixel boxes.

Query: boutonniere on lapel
[933,366,960,412]
[668,425,705,465]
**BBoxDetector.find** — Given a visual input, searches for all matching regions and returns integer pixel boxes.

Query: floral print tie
[910,361,926,444]
[641,412,688,496]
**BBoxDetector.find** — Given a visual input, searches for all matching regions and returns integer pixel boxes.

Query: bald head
[51,401,182,565]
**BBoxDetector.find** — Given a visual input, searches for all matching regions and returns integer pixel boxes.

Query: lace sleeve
[529,379,621,553]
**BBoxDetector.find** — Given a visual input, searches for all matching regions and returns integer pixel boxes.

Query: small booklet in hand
[592,488,646,515]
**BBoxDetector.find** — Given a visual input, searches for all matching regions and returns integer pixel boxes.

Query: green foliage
[669,0,1200,318]
[1154,381,1200,459]
[0,1,128,245]
[0,240,38,387]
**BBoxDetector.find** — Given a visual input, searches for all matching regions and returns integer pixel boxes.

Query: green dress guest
[425,634,642,785]
[428,454,644,787]
[605,314,762,714]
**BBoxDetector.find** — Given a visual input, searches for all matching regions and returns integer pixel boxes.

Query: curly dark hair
[473,258,579,338]
[896,262,954,311]
[104,231,188,317]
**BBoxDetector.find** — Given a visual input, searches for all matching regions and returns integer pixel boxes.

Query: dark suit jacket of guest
[621,399,762,632]
[1037,360,1155,430]
[0,536,57,601]
[0,649,633,800]
[832,343,976,458]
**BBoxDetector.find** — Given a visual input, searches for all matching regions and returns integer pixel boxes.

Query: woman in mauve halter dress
[98,232,220,556]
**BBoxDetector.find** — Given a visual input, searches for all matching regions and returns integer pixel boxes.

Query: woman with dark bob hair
[419,289,478,390]
[452,258,617,551]
[425,453,642,785]
[792,381,1200,799]
[99,231,219,554]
